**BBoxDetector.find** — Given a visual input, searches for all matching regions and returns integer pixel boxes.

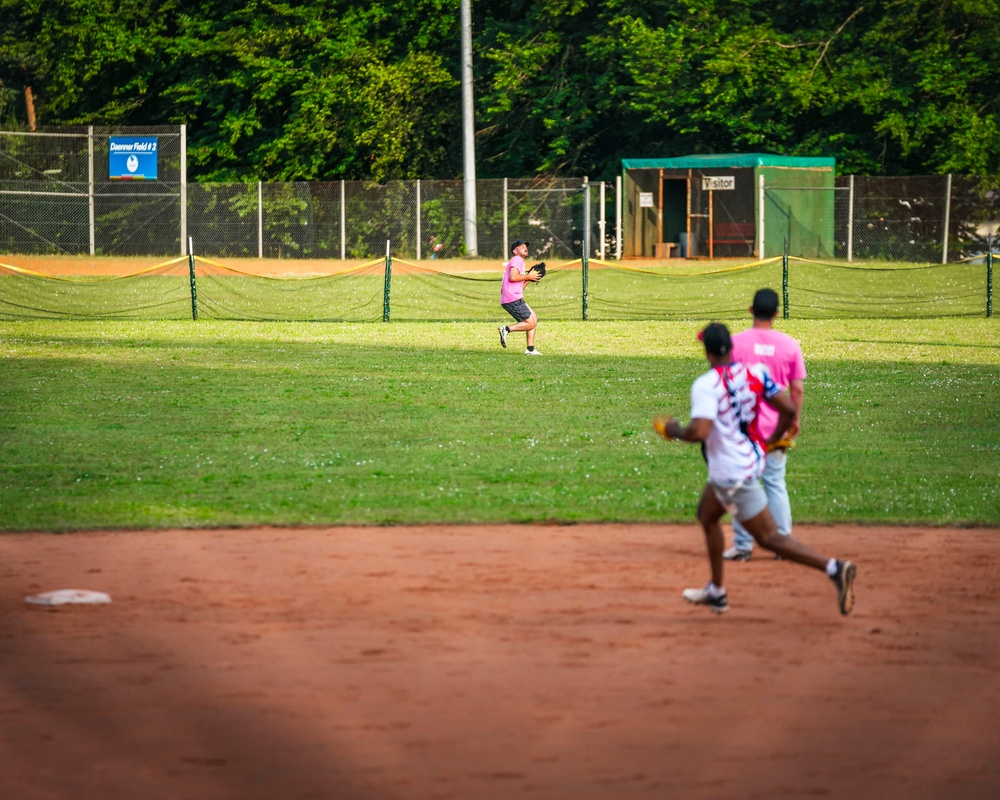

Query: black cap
[510,239,529,253]
[751,288,780,319]
[698,322,732,356]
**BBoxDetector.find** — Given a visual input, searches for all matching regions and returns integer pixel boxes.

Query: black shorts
[501,299,533,322]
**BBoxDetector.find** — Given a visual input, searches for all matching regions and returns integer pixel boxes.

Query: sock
[527,345,534,352]
[825,558,838,577]
[504,326,510,333]
[707,582,725,598]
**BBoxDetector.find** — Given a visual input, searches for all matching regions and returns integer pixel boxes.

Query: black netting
[5,253,991,321]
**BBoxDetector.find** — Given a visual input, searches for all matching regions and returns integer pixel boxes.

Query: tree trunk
[24,86,37,131]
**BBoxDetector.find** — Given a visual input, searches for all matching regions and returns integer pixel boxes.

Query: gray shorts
[501,299,533,322]
[709,479,768,522]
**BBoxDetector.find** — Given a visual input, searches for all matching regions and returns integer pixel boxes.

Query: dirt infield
[2,523,997,800]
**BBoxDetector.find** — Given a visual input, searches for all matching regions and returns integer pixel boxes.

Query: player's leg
[696,485,727,588]
[512,310,537,334]
[507,306,536,333]
[742,503,857,614]
[499,301,534,348]
[741,508,827,571]
[682,485,730,613]
[524,312,537,347]
[761,450,791,537]
[728,517,755,558]
[730,452,789,558]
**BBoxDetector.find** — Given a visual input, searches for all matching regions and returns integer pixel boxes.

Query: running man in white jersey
[654,322,856,616]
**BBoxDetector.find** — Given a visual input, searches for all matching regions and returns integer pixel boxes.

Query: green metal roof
[621,153,835,170]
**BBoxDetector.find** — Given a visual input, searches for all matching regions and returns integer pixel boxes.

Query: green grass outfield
[0,317,997,531]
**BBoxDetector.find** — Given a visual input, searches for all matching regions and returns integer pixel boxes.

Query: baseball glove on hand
[766,435,796,452]
[528,262,547,279]
[653,415,676,441]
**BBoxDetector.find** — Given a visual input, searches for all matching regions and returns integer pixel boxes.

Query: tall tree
[2,0,998,179]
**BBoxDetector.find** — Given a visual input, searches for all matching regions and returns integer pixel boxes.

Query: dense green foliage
[0,318,996,530]
[1,1,998,180]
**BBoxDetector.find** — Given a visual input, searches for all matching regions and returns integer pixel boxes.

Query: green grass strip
[0,318,996,530]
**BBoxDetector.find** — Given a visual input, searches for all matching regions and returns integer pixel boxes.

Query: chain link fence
[0,126,185,256]
[185,178,594,262]
[763,175,1000,263]
[2,128,998,264]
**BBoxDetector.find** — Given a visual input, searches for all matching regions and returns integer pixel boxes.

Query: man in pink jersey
[654,322,856,616]
[725,288,806,561]
[498,239,543,355]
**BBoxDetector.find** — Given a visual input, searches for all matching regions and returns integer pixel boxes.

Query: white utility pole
[460,0,478,256]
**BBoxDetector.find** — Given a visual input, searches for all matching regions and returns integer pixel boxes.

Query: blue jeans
[732,449,790,551]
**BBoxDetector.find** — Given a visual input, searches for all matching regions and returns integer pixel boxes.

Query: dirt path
[1,523,997,800]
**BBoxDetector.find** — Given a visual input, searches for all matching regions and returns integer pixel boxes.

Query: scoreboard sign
[109,137,159,180]
[701,176,735,191]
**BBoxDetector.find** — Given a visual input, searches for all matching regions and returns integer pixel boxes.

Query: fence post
[503,178,509,260]
[88,126,95,256]
[988,236,993,318]
[615,174,622,260]
[340,180,346,260]
[942,173,952,263]
[582,178,590,320]
[758,174,766,258]
[416,179,422,260]
[782,236,789,319]
[383,239,392,322]
[180,124,187,256]
[599,180,606,260]
[847,174,854,262]
[257,181,263,258]
[187,236,198,321]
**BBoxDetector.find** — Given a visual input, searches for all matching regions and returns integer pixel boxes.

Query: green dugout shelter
[621,154,836,259]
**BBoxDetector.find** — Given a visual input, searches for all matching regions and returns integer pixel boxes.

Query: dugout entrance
[621,154,836,259]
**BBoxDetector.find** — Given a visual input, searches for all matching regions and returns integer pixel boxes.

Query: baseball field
[1,311,998,799]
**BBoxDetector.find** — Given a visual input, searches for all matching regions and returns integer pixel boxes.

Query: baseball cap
[510,239,530,253]
[697,322,732,356]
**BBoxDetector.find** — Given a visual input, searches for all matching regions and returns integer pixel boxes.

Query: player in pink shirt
[653,322,856,616]
[725,288,807,561]
[498,239,543,354]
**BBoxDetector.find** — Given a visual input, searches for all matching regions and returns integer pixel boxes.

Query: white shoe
[723,546,752,562]
[682,586,729,614]
[498,325,508,348]
[524,348,542,355]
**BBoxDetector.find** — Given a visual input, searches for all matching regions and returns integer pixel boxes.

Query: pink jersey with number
[500,256,525,303]
[731,327,806,438]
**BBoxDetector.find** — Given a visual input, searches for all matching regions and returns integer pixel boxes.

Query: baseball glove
[653,415,676,441]
[766,435,796,452]
[528,261,547,279]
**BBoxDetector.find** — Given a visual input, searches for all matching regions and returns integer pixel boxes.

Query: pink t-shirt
[731,327,806,438]
[500,256,525,304]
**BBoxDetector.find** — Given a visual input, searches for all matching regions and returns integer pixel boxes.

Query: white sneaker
[524,348,542,355]
[498,325,508,348]
[723,546,752,562]
[682,586,729,614]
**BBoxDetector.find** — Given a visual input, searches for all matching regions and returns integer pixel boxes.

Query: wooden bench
[711,222,755,249]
